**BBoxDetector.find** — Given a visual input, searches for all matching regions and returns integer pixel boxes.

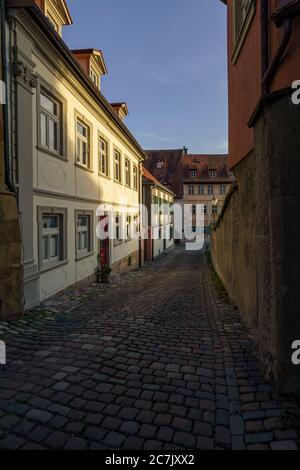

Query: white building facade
[5,0,144,309]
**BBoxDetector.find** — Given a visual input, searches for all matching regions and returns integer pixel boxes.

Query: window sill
[39,259,69,274]
[114,240,123,247]
[76,251,95,262]
[99,173,111,181]
[231,1,256,64]
[37,145,67,161]
[113,179,123,186]
[75,163,94,173]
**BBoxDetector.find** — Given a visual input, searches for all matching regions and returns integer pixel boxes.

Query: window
[133,215,139,238]
[232,0,256,62]
[40,90,61,154]
[90,68,99,88]
[209,169,217,178]
[76,212,93,259]
[220,184,226,195]
[38,207,67,271]
[198,185,205,195]
[76,119,90,168]
[234,0,252,41]
[192,205,196,215]
[125,158,131,187]
[188,185,194,195]
[114,214,122,245]
[114,149,122,183]
[133,165,138,190]
[42,215,60,265]
[202,205,207,215]
[212,205,218,215]
[47,13,59,33]
[208,185,214,195]
[99,137,109,176]
[157,161,163,169]
[190,170,197,178]
[126,215,132,241]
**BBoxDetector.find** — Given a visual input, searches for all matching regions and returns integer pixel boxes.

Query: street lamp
[212,195,218,225]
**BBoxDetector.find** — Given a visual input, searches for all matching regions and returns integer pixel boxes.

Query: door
[99,214,110,267]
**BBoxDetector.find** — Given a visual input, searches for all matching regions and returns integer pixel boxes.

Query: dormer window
[90,68,99,89]
[47,13,59,33]
[209,169,217,178]
[41,0,73,38]
[72,49,107,91]
[157,161,163,169]
[190,170,197,178]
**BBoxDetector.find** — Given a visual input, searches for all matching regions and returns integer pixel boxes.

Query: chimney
[111,102,129,122]
[183,146,188,155]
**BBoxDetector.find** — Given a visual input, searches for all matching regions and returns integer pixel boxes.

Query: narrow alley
[0,250,298,450]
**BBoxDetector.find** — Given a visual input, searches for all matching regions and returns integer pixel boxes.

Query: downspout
[0,0,16,193]
[261,0,269,95]
[138,161,143,268]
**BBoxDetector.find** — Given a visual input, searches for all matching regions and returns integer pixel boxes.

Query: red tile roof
[182,154,234,182]
[144,149,185,197]
[144,150,234,196]
[143,167,175,196]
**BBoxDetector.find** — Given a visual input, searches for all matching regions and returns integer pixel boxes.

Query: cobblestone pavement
[0,249,299,450]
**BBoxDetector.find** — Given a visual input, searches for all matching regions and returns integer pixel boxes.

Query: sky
[64,0,228,154]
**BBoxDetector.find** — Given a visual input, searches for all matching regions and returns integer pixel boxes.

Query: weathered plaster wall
[0,13,23,319]
[211,93,300,395]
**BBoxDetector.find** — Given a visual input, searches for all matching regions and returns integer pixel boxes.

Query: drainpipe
[138,161,143,268]
[261,0,269,95]
[0,0,16,193]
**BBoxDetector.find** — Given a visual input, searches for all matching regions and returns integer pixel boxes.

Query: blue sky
[64,0,228,154]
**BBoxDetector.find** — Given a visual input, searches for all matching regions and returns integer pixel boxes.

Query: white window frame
[75,211,93,260]
[114,149,122,183]
[38,207,68,272]
[90,68,99,88]
[198,184,205,195]
[40,89,61,155]
[47,12,60,32]
[126,214,132,241]
[99,136,109,177]
[188,185,194,195]
[208,185,214,196]
[114,213,123,246]
[133,165,138,190]
[220,184,226,195]
[125,158,131,188]
[76,119,90,168]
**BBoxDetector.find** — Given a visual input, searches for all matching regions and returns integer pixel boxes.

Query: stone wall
[211,92,300,395]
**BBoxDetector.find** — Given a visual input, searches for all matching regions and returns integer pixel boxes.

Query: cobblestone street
[0,249,299,450]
